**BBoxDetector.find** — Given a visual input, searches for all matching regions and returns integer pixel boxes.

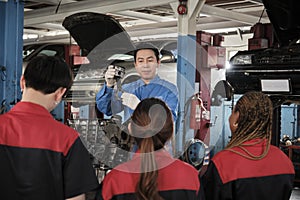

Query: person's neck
[21,88,55,112]
[142,76,156,84]
[143,79,150,84]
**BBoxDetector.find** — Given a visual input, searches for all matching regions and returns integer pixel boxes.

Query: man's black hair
[133,43,160,62]
[24,55,73,94]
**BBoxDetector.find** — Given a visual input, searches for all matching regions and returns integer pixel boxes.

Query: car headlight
[230,54,253,65]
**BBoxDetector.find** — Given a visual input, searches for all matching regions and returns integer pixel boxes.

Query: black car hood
[262,0,300,47]
[62,12,135,65]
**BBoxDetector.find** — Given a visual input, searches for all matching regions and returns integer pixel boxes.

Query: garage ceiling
[23,0,269,44]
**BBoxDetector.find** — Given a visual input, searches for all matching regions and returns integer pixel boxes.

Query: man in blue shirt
[96,44,179,123]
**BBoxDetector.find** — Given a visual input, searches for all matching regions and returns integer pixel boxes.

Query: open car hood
[62,12,136,103]
[62,12,135,65]
[262,0,300,47]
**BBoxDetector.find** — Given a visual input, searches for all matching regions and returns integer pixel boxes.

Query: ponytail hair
[130,98,173,200]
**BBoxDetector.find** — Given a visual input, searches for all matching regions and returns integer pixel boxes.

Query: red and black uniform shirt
[0,102,99,200]
[202,139,295,200]
[97,149,204,200]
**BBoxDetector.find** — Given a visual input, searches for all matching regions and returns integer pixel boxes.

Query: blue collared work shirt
[96,75,179,122]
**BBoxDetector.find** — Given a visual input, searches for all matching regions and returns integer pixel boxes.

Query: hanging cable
[0,100,8,114]
[258,8,265,23]
[55,0,63,14]
[1,65,6,81]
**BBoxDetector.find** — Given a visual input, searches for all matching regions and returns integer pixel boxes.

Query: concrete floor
[291,188,300,200]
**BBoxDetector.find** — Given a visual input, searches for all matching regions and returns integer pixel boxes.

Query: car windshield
[107,53,133,61]
[23,44,42,59]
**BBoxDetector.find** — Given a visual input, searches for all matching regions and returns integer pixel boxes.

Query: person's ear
[233,111,240,127]
[54,87,66,102]
[128,121,132,135]
[20,75,25,91]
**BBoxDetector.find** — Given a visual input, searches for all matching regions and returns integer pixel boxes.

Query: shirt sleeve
[63,138,100,198]
[164,88,179,122]
[201,161,230,200]
[197,173,206,200]
[96,84,123,116]
[95,183,104,200]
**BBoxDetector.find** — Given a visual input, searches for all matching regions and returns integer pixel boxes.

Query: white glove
[121,92,140,110]
[105,65,116,87]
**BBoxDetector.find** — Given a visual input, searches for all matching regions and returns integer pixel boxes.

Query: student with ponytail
[202,91,295,200]
[97,98,203,200]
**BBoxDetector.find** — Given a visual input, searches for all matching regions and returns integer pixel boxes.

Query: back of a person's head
[226,91,273,159]
[24,55,73,94]
[131,97,173,151]
[133,43,160,63]
[130,98,173,200]
[234,91,273,136]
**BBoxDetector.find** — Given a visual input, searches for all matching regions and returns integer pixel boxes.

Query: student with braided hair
[97,98,204,200]
[202,91,295,200]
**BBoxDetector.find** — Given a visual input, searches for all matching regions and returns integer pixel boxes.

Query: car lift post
[175,0,205,152]
[0,0,24,113]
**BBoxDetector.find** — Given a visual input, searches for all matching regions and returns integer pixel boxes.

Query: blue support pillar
[176,34,197,152]
[174,0,205,153]
[0,0,24,113]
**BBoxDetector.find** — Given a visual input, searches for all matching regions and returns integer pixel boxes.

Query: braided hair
[130,98,173,200]
[226,91,273,160]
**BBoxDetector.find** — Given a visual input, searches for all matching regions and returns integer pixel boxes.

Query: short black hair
[24,55,73,94]
[133,43,160,62]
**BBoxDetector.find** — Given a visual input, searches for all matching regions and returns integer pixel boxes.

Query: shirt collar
[11,101,52,118]
[114,148,176,173]
[137,75,160,85]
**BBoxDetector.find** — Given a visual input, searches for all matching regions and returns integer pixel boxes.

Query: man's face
[134,49,160,84]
